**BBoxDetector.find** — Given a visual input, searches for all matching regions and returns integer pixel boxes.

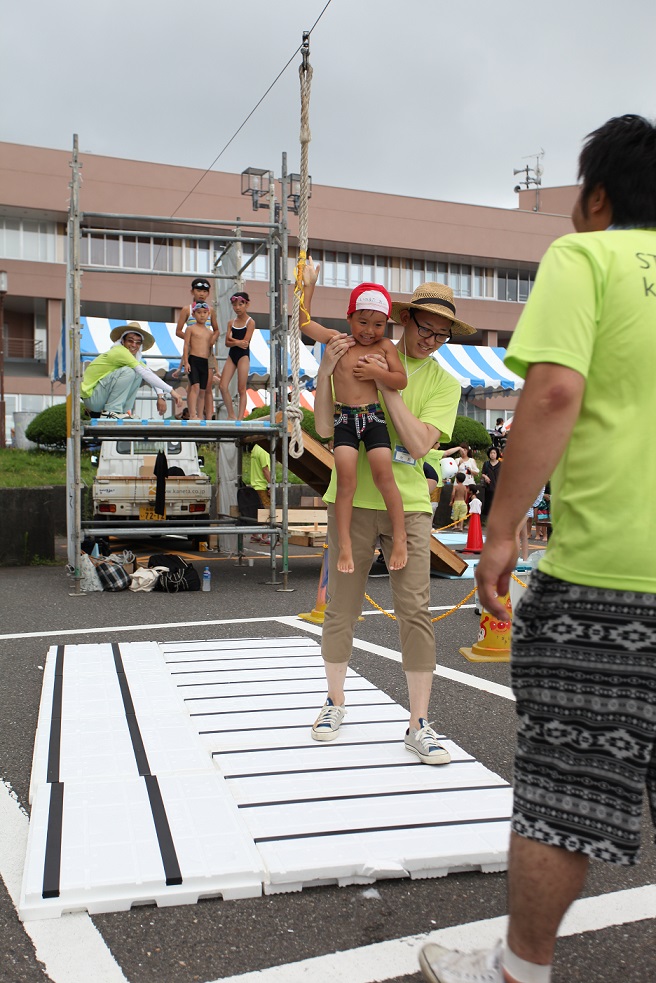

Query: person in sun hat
[81,322,185,419]
[301,258,475,765]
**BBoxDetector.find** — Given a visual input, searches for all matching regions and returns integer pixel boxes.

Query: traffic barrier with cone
[299,545,329,624]
[460,511,483,554]
[459,591,512,662]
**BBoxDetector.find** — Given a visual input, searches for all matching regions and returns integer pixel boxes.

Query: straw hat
[390,283,476,336]
[109,321,156,351]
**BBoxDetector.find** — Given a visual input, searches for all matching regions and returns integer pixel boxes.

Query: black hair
[496,417,504,425]
[231,291,250,302]
[578,114,656,226]
[455,472,466,484]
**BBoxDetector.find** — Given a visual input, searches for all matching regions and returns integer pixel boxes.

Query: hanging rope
[288,33,313,459]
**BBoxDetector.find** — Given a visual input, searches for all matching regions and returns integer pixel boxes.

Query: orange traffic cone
[461,512,483,554]
[459,592,512,662]
[299,545,329,624]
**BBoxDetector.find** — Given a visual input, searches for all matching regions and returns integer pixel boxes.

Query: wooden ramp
[255,431,334,496]
[22,637,511,918]
[430,532,468,577]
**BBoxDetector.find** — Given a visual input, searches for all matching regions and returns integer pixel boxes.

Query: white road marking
[278,617,515,701]
[0,781,129,983]
[0,605,474,643]
[205,885,656,983]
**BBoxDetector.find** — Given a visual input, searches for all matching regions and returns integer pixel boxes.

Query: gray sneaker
[311,698,346,742]
[419,941,504,983]
[404,718,451,765]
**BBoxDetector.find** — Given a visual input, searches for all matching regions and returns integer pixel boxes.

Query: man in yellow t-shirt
[81,323,184,419]
[302,268,473,766]
[421,115,656,983]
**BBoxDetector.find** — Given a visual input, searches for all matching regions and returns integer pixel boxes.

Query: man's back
[506,227,656,591]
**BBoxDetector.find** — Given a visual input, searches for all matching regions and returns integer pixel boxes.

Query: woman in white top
[456,444,479,485]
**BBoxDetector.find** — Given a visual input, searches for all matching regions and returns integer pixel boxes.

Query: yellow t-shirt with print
[323,356,460,514]
[505,228,656,592]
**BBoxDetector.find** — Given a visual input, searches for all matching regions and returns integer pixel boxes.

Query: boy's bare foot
[389,541,407,571]
[337,546,355,574]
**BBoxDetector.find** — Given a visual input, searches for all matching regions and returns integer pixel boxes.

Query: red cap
[347,282,392,318]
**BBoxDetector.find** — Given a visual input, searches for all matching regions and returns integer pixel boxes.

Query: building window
[0,217,58,263]
[497,268,534,302]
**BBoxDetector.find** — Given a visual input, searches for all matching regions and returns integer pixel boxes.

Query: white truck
[92,439,212,523]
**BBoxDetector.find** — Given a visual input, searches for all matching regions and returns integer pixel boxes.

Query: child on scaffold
[301,259,408,574]
[219,291,255,420]
[183,303,219,419]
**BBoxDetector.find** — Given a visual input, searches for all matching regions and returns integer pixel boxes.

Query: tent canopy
[53,320,522,396]
[52,317,320,382]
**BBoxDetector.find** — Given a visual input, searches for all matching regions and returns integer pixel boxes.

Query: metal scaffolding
[65,136,297,591]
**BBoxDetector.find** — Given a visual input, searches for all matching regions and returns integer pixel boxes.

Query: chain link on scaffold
[288,35,313,459]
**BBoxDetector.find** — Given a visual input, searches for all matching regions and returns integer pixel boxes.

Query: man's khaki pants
[322,504,435,672]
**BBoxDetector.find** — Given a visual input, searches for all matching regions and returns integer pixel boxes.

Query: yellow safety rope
[363,587,477,624]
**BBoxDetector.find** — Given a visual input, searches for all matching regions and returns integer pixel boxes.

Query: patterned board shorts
[511,569,656,866]
[333,402,391,452]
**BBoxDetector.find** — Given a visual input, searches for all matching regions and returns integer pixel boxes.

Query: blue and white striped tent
[51,317,321,382]
[432,345,523,394]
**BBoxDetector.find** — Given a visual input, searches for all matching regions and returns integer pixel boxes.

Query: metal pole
[265,172,281,585]
[0,273,6,449]
[66,135,83,590]
[279,153,292,591]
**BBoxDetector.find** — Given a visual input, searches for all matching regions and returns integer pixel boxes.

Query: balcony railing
[6,339,45,361]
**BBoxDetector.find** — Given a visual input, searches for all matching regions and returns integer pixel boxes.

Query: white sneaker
[311,698,346,742]
[100,410,132,420]
[404,718,451,765]
[419,941,504,983]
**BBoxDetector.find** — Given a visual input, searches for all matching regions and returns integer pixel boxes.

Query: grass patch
[0,449,96,488]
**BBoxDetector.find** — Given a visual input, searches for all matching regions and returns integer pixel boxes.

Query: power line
[170,0,334,218]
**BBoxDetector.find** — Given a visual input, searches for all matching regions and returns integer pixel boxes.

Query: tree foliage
[25,403,67,449]
[444,415,491,451]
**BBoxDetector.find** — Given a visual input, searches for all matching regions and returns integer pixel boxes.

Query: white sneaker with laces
[419,940,504,983]
[311,698,346,742]
[100,411,132,420]
[404,717,451,765]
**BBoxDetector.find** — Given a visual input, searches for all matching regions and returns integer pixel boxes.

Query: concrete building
[0,141,577,439]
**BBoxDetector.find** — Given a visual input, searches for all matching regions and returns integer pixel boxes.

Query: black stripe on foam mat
[214,739,402,756]
[240,782,508,809]
[42,782,64,898]
[42,645,66,897]
[199,718,409,732]
[255,813,512,843]
[227,757,476,779]
[111,643,182,888]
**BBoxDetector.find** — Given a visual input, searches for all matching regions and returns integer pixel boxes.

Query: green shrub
[25,403,67,449]
[246,404,330,444]
[444,416,491,452]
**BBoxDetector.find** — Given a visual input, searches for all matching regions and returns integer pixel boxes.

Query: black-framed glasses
[410,311,452,345]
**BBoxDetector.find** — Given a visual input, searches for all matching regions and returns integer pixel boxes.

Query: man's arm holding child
[353,338,407,391]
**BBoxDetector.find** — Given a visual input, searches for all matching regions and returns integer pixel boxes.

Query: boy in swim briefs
[302,261,408,574]
[183,304,219,419]
[176,277,221,419]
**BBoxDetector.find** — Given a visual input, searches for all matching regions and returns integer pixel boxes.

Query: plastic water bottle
[202,566,211,592]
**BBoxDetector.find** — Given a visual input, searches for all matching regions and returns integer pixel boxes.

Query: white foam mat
[22,636,511,918]
[161,636,512,894]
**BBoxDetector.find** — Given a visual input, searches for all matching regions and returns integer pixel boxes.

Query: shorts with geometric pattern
[511,569,656,866]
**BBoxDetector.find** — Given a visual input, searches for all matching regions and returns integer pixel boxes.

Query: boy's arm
[300,254,343,345]
[210,327,219,346]
[352,339,407,391]
[210,310,219,333]
[176,306,190,339]
[183,331,191,369]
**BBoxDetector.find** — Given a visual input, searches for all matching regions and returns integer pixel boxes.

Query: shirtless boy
[176,277,221,420]
[450,472,468,531]
[302,260,408,574]
[183,304,219,419]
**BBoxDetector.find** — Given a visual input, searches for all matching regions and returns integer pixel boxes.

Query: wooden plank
[253,430,334,496]
[430,535,468,577]
[257,509,326,526]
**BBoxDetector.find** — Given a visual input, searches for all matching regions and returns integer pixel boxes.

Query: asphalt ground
[1,538,655,983]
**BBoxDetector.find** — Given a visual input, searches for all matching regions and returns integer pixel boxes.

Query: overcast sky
[2,0,653,210]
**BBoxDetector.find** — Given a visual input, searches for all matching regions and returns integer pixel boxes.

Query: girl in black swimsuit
[219,291,254,419]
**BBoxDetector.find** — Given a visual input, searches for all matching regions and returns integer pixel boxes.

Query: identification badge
[393,444,416,466]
